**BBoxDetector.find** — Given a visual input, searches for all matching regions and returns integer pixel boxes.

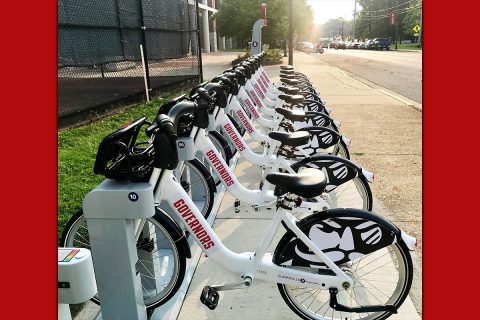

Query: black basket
[93,117,153,181]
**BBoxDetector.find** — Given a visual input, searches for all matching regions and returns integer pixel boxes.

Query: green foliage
[213,0,313,46]
[231,51,250,65]
[402,0,421,37]
[265,48,283,62]
[354,0,421,41]
[57,96,177,241]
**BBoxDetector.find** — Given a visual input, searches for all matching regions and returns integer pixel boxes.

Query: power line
[360,0,416,14]
[355,4,421,29]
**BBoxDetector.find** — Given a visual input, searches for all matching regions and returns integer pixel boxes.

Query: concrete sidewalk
[176,52,422,319]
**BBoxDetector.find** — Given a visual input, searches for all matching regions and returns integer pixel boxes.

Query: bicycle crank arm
[329,288,398,314]
[210,276,252,291]
[200,277,253,310]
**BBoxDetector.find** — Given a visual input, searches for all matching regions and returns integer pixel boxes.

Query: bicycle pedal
[200,286,219,310]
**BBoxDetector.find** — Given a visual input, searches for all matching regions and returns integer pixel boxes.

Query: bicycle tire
[332,139,350,160]
[203,130,233,186]
[60,208,187,311]
[225,113,246,157]
[274,208,413,320]
[178,158,215,220]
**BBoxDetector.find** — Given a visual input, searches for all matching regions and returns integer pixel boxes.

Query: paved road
[310,49,422,103]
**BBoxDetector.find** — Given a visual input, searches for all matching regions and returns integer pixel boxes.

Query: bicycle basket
[94,117,154,181]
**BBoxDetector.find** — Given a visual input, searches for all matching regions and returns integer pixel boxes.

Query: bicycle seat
[278,94,304,105]
[282,78,301,86]
[275,107,306,122]
[277,86,300,95]
[280,69,295,75]
[265,168,327,198]
[280,65,294,70]
[280,74,297,80]
[268,131,309,147]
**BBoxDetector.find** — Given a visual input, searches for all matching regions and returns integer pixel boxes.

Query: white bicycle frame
[151,167,353,290]
[191,119,329,211]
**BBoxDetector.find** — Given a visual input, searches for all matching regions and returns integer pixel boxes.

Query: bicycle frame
[152,167,352,290]
[191,121,328,211]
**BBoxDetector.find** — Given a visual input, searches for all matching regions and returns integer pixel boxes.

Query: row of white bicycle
[61,52,417,320]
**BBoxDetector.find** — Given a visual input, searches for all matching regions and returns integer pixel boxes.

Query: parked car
[372,38,391,50]
[351,42,360,49]
[296,42,316,53]
[365,39,376,50]
[336,41,347,49]
[321,42,330,49]
[358,41,366,49]
[346,42,354,49]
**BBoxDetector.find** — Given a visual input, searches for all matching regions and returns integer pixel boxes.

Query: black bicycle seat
[278,94,304,105]
[280,74,298,80]
[280,69,295,75]
[277,86,300,95]
[275,108,306,122]
[268,131,309,147]
[265,168,327,198]
[282,78,301,86]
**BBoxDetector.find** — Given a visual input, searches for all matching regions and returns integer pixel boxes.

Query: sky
[307,0,357,24]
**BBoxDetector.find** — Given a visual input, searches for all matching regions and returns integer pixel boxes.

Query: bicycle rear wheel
[61,208,186,311]
[275,209,413,320]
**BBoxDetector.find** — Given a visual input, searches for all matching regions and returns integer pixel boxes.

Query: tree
[212,0,313,47]
[354,0,415,41]
[402,0,421,41]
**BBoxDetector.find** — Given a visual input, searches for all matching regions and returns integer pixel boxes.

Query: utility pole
[341,18,344,41]
[288,0,293,65]
[418,7,422,47]
[352,0,357,41]
[395,0,398,50]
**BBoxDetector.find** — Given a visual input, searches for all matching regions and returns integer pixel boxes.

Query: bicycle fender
[155,207,192,259]
[290,155,362,192]
[302,111,334,128]
[301,99,328,113]
[298,126,342,149]
[273,208,402,267]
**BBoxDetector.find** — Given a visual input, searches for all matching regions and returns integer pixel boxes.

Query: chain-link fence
[58,0,202,126]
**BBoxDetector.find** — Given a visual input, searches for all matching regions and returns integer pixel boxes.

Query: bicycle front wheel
[275,210,413,320]
[60,209,186,311]
[177,158,215,219]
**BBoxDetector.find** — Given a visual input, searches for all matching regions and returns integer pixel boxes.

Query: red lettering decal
[236,110,253,134]
[174,199,215,249]
[173,199,185,208]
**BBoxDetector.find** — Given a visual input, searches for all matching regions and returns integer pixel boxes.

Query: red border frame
[5,0,478,318]
[424,0,479,318]
[2,0,57,318]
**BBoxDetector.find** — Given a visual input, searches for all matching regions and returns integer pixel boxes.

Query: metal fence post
[195,0,204,82]
[113,0,127,60]
[138,0,151,93]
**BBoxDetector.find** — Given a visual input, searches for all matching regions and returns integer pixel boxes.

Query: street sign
[262,3,267,26]
[413,25,421,33]
[390,12,396,25]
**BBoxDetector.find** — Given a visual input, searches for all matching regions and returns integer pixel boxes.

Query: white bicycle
[81,100,416,320]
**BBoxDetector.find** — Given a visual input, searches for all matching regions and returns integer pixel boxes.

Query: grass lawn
[57,94,181,242]
[394,43,422,50]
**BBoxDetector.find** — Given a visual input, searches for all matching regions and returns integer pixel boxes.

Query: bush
[231,51,250,65]
[265,49,282,62]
